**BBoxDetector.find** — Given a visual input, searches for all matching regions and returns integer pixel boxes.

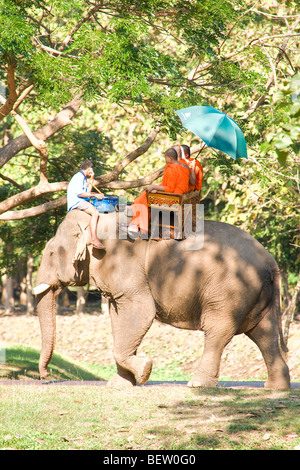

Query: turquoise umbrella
[175,105,247,160]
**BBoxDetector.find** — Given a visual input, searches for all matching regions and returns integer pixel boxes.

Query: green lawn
[0,344,299,451]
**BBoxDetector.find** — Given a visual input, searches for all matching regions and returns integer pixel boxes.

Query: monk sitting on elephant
[124,147,190,235]
[180,144,203,192]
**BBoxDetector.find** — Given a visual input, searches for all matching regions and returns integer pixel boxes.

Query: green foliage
[0,1,35,61]
[0,0,299,293]
[261,75,300,165]
[0,0,240,113]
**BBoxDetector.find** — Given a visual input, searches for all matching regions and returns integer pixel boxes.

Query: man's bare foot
[91,238,105,249]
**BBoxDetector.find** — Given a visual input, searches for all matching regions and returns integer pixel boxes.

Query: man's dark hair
[164,148,177,160]
[80,159,93,170]
[181,145,190,157]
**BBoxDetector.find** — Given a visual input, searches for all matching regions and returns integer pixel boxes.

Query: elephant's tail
[272,268,288,354]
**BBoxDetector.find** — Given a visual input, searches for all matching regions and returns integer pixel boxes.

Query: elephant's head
[34,211,94,378]
[33,208,130,378]
[34,212,93,296]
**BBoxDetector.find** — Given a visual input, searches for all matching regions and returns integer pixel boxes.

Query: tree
[3,0,299,219]
[0,0,243,217]
[0,1,299,316]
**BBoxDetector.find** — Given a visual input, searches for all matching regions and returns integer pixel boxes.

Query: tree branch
[58,2,105,51]
[13,84,35,111]
[0,172,26,191]
[0,181,68,215]
[100,167,165,189]
[0,167,165,220]
[0,94,83,169]
[0,196,67,220]
[0,63,18,120]
[0,124,161,217]
[241,16,300,120]
[0,140,205,220]
[95,126,160,184]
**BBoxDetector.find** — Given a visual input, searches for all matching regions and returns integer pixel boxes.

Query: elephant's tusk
[32,283,51,295]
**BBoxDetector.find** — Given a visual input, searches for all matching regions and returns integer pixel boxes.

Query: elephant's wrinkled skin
[35,210,290,389]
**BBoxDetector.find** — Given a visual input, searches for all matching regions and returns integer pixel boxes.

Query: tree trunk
[101,296,109,315]
[2,274,14,314]
[76,286,87,314]
[283,279,300,346]
[19,271,27,306]
[60,289,70,308]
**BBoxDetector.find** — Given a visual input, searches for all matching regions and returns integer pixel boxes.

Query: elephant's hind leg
[188,324,234,388]
[245,310,290,390]
[107,295,156,389]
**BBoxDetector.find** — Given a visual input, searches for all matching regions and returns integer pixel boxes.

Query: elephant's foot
[39,365,49,380]
[129,357,153,385]
[106,374,136,390]
[106,365,137,390]
[187,372,218,388]
[264,376,290,390]
[264,362,290,390]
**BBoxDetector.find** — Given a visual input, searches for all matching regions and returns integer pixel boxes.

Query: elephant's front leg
[107,295,156,389]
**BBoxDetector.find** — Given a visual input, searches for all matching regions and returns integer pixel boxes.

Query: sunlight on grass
[0,343,189,382]
[0,344,108,381]
[0,343,299,450]
[0,385,299,450]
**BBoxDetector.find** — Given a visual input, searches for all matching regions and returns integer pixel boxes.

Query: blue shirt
[67,171,88,211]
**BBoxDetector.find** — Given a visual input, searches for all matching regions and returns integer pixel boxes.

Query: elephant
[33,208,290,390]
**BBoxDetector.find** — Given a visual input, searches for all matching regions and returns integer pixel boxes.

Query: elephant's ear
[72,220,91,264]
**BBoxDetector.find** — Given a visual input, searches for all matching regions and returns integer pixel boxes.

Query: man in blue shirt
[67,159,105,249]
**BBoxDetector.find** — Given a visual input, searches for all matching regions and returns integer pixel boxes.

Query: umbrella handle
[193,143,206,159]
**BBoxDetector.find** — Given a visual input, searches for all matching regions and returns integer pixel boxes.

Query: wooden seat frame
[146,190,201,239]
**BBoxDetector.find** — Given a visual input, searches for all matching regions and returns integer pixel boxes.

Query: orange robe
[186,159,203,191]
[131,163,190,232]
[162,162,190,194]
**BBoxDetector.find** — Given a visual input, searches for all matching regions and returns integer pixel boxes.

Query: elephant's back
[145,220,277,328]
[201,220,275,266]
[147,219,275,270]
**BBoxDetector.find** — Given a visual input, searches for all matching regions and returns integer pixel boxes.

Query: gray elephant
[33,209,290,389]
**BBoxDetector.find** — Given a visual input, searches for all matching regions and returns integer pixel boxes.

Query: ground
[0,304,299,383]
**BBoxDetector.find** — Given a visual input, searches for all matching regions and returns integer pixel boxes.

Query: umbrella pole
[194,143,206,159]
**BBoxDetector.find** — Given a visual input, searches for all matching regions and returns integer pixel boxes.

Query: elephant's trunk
[36,287,59,379]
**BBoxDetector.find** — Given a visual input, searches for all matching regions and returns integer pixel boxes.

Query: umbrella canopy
[175,105,247,160]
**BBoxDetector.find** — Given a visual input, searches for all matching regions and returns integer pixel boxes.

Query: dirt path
[0,379,299,389]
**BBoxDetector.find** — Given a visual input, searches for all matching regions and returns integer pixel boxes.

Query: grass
[0,343,189,382]
[0,384,299,450]
[0,344,108,381]
[0,344,299,451]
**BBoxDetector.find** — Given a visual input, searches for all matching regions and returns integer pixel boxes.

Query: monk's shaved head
[164,148,177,160]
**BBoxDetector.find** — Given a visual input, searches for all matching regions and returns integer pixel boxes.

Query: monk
[126,148,190,235]
[180,144,203,192]
[171,144,195,188]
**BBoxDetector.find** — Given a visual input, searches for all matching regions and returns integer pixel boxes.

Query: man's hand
[145,185,158,193]
[93,193,103,200]
[145,184,165,193]
[88,168,95,182]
